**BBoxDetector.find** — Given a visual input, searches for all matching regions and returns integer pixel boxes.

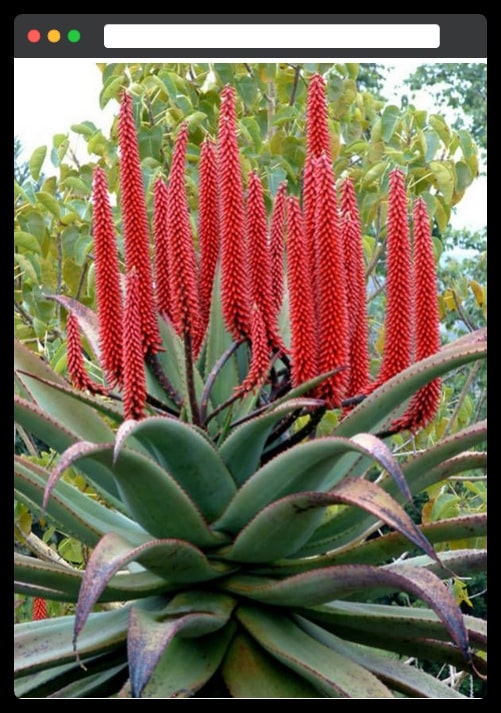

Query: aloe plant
[14,75,487,698]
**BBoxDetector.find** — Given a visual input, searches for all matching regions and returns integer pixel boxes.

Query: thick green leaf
[14,649,127,699]
[17,373,123,423]
[334,334,486,438]
[303,421,487,556]
[114,417,236,522]
[14,397,121,504]
[223,564,471,666]
[140,623,236,698]
[128,593,234,698]
[223,477,437,564]
[14,608,129,677]
[74,532,232,642]
[279,514,487,573]
[236,605,393,698]
[303,605,487,675]
[295,616,466,698]
[214,433,410,534]
[14,338,115,444]
[15,553,83,602]
[15,455,149,547]
[219,398,323,486]
[298,600,486,651]
[46,442,228,547]
[222,632,323,698]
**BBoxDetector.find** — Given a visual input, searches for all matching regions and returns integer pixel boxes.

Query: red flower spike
[153,177,172,321]
[286,196,319,389]
[234,305,270,396]
[167,123,203,356]
[269,181,287,314]
[302,74,336,326]
[314,154,349,408]
[32,597,47,621]
[66,312,107,395]
[118,92,162,356]
[122,268,147,421]
[392,197,442,432]
[198,137,221,337]
[340,179,371,401]
[218,85,252,340]
[306,73,332,161]
[92,167,124,387]
[302,156,320,324]
[371,168,413,389]
[246,171,286,354]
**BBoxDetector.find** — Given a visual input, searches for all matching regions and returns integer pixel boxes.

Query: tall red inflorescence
[153,176,172,322]
[303,73,333,311]
[92,167,124,388]
[122,268,147,421]
[286,196,319,389]
[198,136,221,338]
[314,153,349,408]
[246,170,286,354]
[372,168,413,389]
[305,73,332,162]
[118,91,162,356]
[167,123,203,356]
[340,178,371,400]
[66,312,107,395]
[269,181,287,314]
[392,197,442,432]
[32,597,47,621]
[218,84,252,341]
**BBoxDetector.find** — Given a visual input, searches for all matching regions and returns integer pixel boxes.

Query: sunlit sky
[14,59,486,231]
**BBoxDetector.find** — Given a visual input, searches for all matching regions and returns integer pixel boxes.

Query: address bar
[104,24,440,49]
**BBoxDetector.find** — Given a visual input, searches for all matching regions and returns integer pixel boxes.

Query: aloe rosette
[14,76,487,699]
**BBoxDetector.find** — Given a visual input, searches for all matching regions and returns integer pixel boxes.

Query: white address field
[103,23,440,50]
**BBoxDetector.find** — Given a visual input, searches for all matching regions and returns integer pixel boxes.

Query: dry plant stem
[199,339,245,425]
[452,289,476,332]
[15,526,78,570]
[184,331,201,427]
[261,404,327,464]
[442,361,482,439]
[145,352,184,408]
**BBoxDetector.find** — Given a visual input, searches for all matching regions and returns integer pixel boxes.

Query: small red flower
[66,312,107,395]
[269,181,287,314]
[122,268,147,421]
[371,168,413,389]
[313,154,349,408]
[286,196,318,389]
[92,167,124,387]
[246,171,286,354]
[153,176,172,322]
[198,137,221,337]
[392,197,442,432]
[32,597,47,621]
[306,73,332,161]
[340,178,371,400]
[218,85,252,340]
[167,123,203,356]
[118,92,162,356]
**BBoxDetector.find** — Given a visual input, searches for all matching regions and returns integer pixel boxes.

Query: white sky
[14,59,486,231]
